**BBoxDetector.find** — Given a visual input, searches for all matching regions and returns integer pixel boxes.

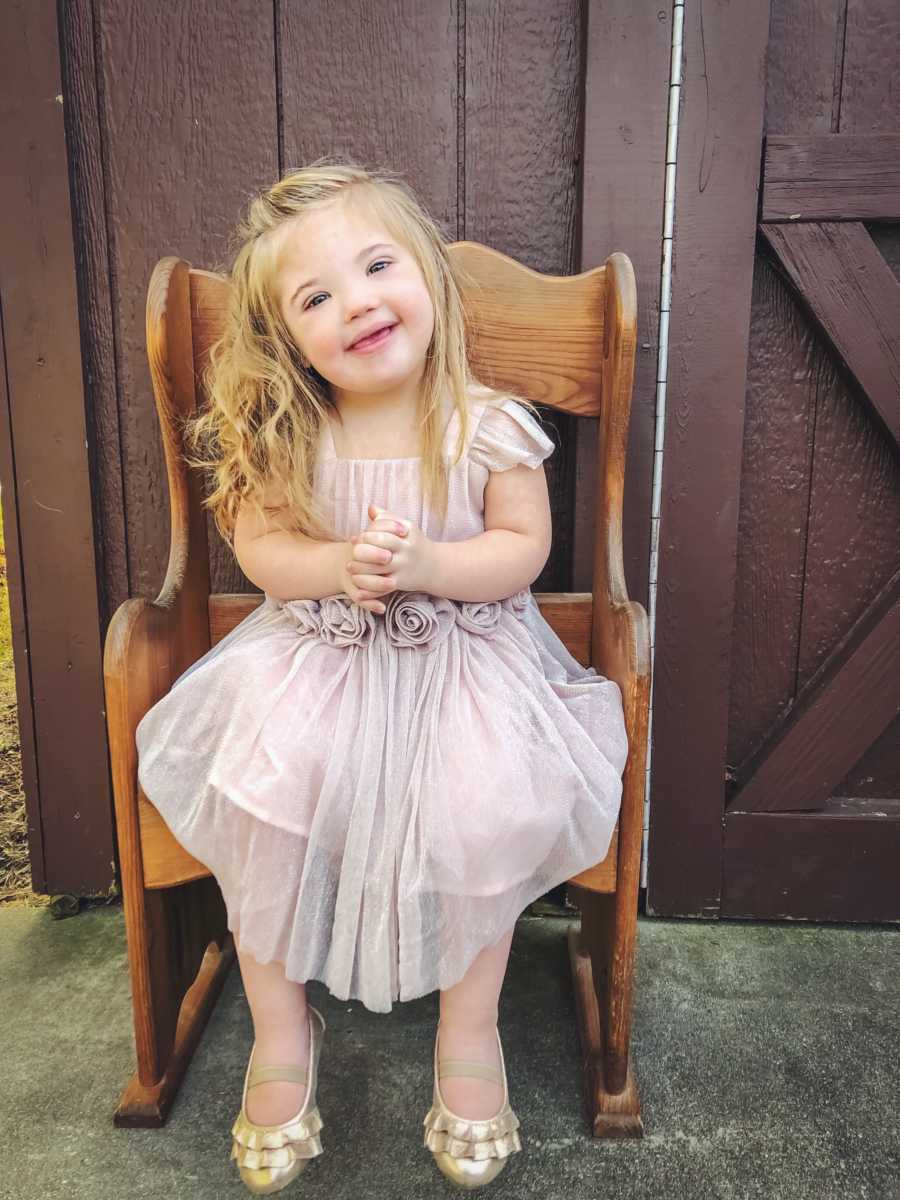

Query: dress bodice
[312,387,555,542]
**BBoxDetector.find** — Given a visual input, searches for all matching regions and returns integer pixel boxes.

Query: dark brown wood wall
[4,0,663,891]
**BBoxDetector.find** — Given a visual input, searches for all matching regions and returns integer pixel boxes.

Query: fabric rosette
[500,588,531,615]
[384,590,457,651]
[454,599,502,636]
[278,588,531,649]
[318,594,378,647]
[280,598,323,638]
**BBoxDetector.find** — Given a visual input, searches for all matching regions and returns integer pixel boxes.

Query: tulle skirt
[135,589,628,1012]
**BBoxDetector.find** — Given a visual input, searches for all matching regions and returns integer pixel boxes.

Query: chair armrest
[578,587,649,904]
[104,595,203,736]
[103,590,210,889]
[104,598,176,895]
[584,251,651,892]
[592,593,650,704]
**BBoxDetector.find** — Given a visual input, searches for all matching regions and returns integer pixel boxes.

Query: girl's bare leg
[437,926,516,1119]
[236,941,311,1125]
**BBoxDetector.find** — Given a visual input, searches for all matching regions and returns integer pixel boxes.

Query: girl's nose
[342,281,379,321]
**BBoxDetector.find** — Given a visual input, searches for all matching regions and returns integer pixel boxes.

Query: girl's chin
[336,362,420,391]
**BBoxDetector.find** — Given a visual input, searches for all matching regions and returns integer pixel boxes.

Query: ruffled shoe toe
[422,1021,522,1190]
[230,1004,326,1195]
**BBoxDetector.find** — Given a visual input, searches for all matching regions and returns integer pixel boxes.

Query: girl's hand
[343,503,433,613]
[339,506,402,614]
[339,506,410,614]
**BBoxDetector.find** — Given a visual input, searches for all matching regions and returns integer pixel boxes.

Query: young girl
[135,160,629,1194]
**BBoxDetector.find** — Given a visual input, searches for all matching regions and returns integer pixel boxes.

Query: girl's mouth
[349,323,397,353]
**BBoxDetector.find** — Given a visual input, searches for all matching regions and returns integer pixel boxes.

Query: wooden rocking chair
[102,243,650,1136]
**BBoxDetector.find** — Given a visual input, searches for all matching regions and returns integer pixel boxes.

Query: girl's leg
[437,926,516,1119]
[236,940,311,1125]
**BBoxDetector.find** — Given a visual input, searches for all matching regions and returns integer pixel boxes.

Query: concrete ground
[1,902,898,1200]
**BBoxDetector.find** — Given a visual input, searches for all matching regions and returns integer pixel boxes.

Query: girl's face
[274,196,436,400]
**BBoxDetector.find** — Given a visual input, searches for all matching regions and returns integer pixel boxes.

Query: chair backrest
[136,242,642,896]
[450,241,629,417]
[145,241,637,672]
[183,239,630,410]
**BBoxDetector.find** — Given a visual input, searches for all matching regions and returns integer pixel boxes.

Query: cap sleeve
[468,396,555,471]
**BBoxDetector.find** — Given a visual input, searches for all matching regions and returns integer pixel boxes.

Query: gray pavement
[1,901,898,1200]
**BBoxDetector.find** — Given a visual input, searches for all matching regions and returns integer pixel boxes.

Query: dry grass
[0,492,51,908]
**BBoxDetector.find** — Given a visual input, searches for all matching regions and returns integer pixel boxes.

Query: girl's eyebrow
[289,242,396,307]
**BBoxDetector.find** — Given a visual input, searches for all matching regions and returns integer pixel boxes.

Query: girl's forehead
[281,194,398,256]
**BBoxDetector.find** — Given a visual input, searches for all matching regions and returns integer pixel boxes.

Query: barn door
[647,3,900,924]
[722,132,900,921]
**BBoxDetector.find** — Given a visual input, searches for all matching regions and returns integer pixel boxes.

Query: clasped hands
[340,502,433,614]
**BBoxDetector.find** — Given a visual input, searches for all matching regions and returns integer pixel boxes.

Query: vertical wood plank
[60,0,129,630]
[0,0,113,892]
[764,0,845,134]
[94,0,278,597]
[579,0,671,603]
[279,0,459,236]
[838,0,900,129]
[647,1,769,917]
[464,0,581,273]
[464,0,583,591]
[0,289,44,891]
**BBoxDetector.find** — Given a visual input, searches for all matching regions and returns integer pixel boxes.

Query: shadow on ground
[1,905,898,1200]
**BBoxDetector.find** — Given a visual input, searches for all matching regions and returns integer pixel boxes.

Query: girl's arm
[235,527,350,602]
[424,463,552,602]
[233,491,349,602]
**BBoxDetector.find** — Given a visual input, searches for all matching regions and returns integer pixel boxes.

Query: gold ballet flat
[422,1020,522,1190]
[230,1004,326,1195]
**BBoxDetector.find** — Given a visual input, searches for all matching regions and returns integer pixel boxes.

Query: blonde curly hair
[181,158,542,549]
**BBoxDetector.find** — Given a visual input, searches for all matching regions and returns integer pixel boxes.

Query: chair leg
[567,886,643,1137]
[114,876,234,1127]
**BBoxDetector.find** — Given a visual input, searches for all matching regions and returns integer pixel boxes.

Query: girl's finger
[352,556,393,581]
[365,519,404,535]
[369,506,409,534]
[355,574,395,591]
[353,539,392,560]
[358,530,399,549]
[360,531,405,552]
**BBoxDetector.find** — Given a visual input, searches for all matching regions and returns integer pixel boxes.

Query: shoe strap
[438,1058,503,1084]
[248,1063,308,1089]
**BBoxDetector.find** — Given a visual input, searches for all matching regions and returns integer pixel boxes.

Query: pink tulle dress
[135,388,629,1012]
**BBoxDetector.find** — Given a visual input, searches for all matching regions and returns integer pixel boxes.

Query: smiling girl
[134,160,628,1194]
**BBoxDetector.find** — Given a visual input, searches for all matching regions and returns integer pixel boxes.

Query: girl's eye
[303,261,390,310]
